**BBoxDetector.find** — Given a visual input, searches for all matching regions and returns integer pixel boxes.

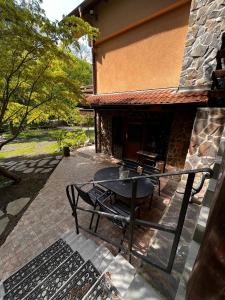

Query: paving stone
[37,159,50,167]
[7,198,30,216]
[14,165,27,172]
[34,167,44,173]
[28,161,38,167]
[0,216,9,236]
[22,168,35,174]
[40,168,53,173]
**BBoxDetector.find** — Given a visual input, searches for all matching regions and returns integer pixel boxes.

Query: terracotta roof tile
[87,88,208,106]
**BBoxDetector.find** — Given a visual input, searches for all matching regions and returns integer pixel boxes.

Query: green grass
[2,128,65,141]
[0,127,95,159]
[0,141,60,158]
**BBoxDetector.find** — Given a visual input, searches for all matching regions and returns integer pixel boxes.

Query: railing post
[128,179,137,263]
[166,173,195,273]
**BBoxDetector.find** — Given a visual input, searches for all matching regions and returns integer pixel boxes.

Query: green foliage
[0,127,93,158]
[57,129,87,150]
[0,0,98,149]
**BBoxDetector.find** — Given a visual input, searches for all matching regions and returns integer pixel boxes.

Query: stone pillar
[166,111,196,171]
[185,108,225,169]
[180,0,225,89]
[184,108,225,199]
[100,112,112,155]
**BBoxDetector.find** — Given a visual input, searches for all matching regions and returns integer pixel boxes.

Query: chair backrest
[96,198,125,228]
[122,159,138,170]
[66,185,77,212]
[66,184,93,209]
[143,165,160,185]
[75,184,94,206]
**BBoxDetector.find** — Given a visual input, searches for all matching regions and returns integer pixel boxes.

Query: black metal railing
[71,167,213,273]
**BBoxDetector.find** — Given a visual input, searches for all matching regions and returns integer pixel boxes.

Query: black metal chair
[66,183,111,231]
[94,197,140,252]
[143,164,161,196]
[122,159,139,170]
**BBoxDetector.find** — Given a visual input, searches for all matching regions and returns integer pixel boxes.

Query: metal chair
[143,164,161,196]
[94,197,140,252]
[118,159,139,170]
[66,183,111,231]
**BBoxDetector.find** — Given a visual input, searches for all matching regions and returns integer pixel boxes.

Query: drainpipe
[92,42,97,94]
[94,110,98,153]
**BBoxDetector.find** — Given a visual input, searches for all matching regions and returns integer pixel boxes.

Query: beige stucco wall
[93,1,190,93]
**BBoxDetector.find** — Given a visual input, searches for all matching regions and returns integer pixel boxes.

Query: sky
[41,0,91,62]
[41,0,83,21]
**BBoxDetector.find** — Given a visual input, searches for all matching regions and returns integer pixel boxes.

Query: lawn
[0,128,95,159]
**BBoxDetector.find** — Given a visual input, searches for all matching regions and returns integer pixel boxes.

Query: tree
[0,0,98,180]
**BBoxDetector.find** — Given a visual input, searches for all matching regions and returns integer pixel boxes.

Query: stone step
[123,273,165,300]
[0,231,80,297]
[175,241,200,300]
[83,254,136,299]
[53,243,115,300]
[22,239,97,300]
[193,205,209,244]
[1,234,86,300]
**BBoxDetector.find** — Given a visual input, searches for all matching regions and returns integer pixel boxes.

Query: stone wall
[180,0,225,88]
[166,111,196,171]
[99,112,112,155]
[183,108,225,198]
[185,108,225,169]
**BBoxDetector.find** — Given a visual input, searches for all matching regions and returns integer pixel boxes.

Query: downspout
[92,42,97,94]
[92,42,98,152]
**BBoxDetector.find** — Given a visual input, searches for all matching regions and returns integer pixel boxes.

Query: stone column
[183,108,225,200]
[180,0,225,89]
[100,112,112,155]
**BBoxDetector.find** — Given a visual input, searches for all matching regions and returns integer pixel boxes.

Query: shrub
[57,129,87,150]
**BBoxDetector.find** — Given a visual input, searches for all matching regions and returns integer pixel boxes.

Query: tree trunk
[186,160,225,299]
[0,165,21,183]
[9,120,17,136]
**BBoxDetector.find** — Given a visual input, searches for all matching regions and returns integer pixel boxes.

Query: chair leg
[158,180,161,196]
[89,203,97,230]
[118,227,126,253]
[149,194,153,209]
[94,214,100,233]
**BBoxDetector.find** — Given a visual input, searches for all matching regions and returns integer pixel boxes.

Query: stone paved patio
[0,146,177,281]
[0,155,62,247]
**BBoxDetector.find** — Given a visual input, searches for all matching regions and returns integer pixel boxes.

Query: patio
[0,145,177,282]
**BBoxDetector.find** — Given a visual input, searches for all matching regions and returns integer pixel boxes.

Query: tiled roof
[87,88,208,106]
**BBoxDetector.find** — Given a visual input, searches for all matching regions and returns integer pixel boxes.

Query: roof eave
[68,0,101,17]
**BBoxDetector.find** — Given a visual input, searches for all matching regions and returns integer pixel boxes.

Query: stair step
[24,250,85,300]
[2,234,85,300]
[22,239,96,300]
[53,243,115,300]
[83,254,136,299]
[2,238,69,294]
[53,259,100,300]
[175,241,200,300]
[123,274,165,300]
[193,206,209,244]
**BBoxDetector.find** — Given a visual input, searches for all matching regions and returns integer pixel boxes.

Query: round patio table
[94,166,154,200]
